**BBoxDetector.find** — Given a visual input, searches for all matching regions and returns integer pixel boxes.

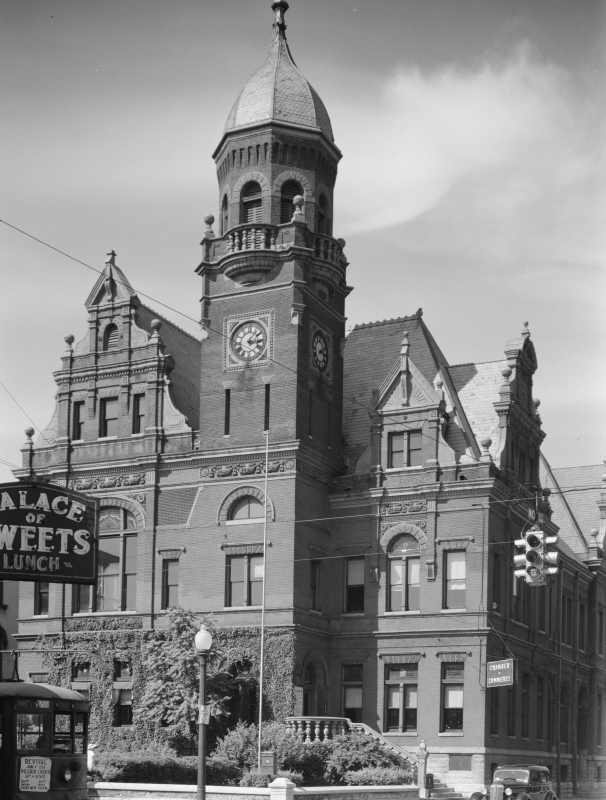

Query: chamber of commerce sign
[486,658,515,687]
[0,481,98,584]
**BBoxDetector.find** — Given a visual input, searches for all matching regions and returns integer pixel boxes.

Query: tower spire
[271,1,288,35]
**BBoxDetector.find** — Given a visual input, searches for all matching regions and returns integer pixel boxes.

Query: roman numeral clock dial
[312,330,329,372]
[231,322,267,361]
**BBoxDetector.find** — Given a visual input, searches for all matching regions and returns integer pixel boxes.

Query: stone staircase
[428,777,466,800]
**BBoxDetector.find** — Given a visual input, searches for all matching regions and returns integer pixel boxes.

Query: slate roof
[541,460,604,554]
[224,24,334,142]
[449,360,507,457]
[342,314,453,470]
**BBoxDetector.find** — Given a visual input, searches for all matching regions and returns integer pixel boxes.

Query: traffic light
[543,533,559,577]
[513,529,554,586]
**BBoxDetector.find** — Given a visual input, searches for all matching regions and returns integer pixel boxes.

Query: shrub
[323,732,404,784]
[89,751,241,786]
[343,767,415,786]
[239,771,304,787]
[206,756,242,786]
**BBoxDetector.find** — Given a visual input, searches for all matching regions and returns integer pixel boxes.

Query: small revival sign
[0,481,98,584]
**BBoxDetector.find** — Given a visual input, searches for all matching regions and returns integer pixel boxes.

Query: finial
[203,214,215,239]
[272,1,288,33]
[416,308,423,317]
[522,321,530,336]
[64,334,74,354]
[480,437,492,462]
[533,397,540,409]
[501,367,512,381]
[151,319,162,340]
[24,427,35,440]
[105,250,117,266]
[292,195,304,222]
[542,487,551,498]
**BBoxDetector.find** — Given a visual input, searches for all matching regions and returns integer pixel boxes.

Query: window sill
[384,610,420,616]
[223,434,230,438]
[32,614,49,618]
[384,467,423,473]
[72,611,138,617]
[342,612,365,617]
[309,609,323,616]
[222,606,262,611]
[439,731,464,737]
[97,436,118,441]
[441,608,466,613]
[131,433,145,438]
[386,732,418,737]
[71,439,84,444]
[226,519,264,526]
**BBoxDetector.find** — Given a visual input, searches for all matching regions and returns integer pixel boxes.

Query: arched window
[221,195,229,235]
[388,535,420,612]
[103,324,119,351]
[240,181,262,224]
[317,194,328,234]
[280,180,302,224]
[229,496,264,522]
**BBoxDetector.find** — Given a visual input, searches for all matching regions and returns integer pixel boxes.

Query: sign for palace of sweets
[0,481,98,584]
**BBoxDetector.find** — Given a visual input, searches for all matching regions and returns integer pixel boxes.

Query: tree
[138,608,234,752]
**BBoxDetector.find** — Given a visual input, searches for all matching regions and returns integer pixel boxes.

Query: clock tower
[196,0,351,470]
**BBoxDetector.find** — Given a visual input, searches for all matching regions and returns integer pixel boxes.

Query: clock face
[312,330,329,372]
[231,321,267,361]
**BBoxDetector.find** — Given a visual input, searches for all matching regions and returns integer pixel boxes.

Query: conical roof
[224,4,334,143]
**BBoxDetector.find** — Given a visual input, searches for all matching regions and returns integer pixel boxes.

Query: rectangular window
[388,433,404,468]
[224,388,231,435]
[264,384,270,432]
[512,563,519,620]
[507,687,516,737]
[567,597,573,645]
[389,555,420,611]
[161,559,179,609]
[598,693,603,747]
[384,664,418,732]
[345,557,365,613]
[343,665,363,722]
[600,607,605,655]
[100,397,119,437]
[407,430,423,466]
[561,595,566,642]
[114,689,133,727]
[493,553,501,612]
[490,686,499,735]
[132,394,145,434]
[580,604,586,650]
[444,551,466,609]
[441,663,464,731]
[226,554,264,607]
[72,662,91,680]
[72,401,85,440]
[34,582,49,615]
[537,677,544,740]
[73,534,137,613]
[114,660,132,680]
[308,389,313,437]
[522,673,529,738]
[310,560,321,611]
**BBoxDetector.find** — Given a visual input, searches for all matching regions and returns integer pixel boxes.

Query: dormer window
[280,180,302,223]
[240,181,262,224]
[387,430,423,468]
[103,324,119,351]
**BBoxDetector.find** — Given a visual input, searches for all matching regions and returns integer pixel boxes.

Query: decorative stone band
[220,542,266,555]
[200,459,294,478]
[69,473,145,491]
[379,653,425,663]
[436,651,471,661]
[337,544,370,556]
[381,499,427,515]
[157,547,186,560]
[435,536,474,550]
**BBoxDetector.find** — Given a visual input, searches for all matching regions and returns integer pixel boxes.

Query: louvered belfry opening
[221,194,229,235]
[280,180,302,224]
[240,181,262,224]
[317,193,328,234]
[103,323,119,351]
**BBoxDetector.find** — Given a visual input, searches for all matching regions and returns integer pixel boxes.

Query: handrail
[348,720,419,764]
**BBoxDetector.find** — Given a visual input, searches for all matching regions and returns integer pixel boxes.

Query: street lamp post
[195,624,213,800]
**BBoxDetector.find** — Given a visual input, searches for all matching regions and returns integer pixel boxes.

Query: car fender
[470,793,486,800]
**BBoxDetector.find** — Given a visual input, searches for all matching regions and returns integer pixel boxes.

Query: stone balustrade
[226,225,278,253]
[285,716,350,742]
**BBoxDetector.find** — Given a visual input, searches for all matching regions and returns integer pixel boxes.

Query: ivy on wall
[36,612,296,754]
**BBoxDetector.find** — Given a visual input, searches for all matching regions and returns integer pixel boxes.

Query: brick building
[12,2,606,796]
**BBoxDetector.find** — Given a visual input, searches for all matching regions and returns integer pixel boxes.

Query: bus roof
[0,682,86,701]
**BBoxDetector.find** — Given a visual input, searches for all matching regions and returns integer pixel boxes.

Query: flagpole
[257,427,270,771]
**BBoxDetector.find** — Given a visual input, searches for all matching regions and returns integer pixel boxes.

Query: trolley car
[0,682,89,800]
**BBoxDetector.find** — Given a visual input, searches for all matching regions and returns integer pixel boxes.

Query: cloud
[335,46,605,263]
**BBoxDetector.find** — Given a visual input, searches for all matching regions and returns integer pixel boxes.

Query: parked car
[471,765,556,800]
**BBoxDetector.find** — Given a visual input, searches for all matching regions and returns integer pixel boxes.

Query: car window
[529,771,540,783]
[495,769,529,782]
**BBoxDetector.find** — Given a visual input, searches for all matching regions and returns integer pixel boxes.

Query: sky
[1,0,605,482]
